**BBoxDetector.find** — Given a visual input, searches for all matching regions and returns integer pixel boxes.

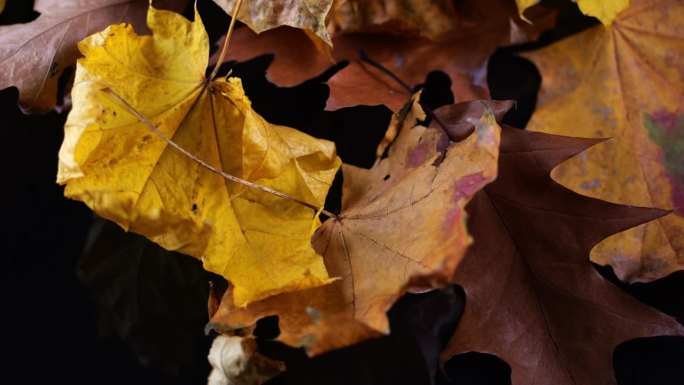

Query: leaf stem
[358,48,450,133]
[102,88,338,220]
[208,0,244,82]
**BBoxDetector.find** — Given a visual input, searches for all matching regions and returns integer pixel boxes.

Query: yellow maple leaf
[516,0,629,25]
[57,5,341,306]
[523,0,684,282]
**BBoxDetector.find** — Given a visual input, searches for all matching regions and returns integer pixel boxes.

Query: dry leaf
[0,0,187,114]
[328,0,459,39]
[516,0,629,25]
[440,121,684,385]
[222,0,555,112]
[523,0,684,283]
[210,96,501,355]
[57,6,341,306]
[207,335,284,385]
[212,0,334,46]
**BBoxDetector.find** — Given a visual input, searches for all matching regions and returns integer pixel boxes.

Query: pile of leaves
[1,0,683,384]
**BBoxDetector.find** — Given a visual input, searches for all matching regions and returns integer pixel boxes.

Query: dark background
[1,0,683,384]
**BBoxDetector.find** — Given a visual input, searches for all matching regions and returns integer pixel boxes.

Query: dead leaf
[78,218,219,370]
[517,0,630,25]
[328,0,459,39]
[221,0,555,112]
[0,0,187,114]
[0,0,5,15]
[523,0,684,283]
[440,120,684,385]
[211,0,334,46]
[210,96,501,355]
[56,6,341,306]
[207,335,284,385]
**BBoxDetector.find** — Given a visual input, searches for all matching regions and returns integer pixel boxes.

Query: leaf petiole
[208,0,244,82]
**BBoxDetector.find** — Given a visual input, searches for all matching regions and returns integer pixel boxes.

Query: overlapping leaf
[57,6,341,306]
[212,0,334,45]
[210,96,501,355]
[523,0,684,283]
[221,0,556,112]
[328,0,459,39]
[0,0,187,113]
[517,0,630,25]
[440,118,684,385]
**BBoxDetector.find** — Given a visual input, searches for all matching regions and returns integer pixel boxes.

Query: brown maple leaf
[210,95,501,355]
[221,0,556,112]
[328,0,460,39]
[0,0,187,113]
[439,113,684,385]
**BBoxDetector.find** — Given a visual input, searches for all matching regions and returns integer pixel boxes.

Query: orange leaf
[523,0,684,282]
[210,97,502,355]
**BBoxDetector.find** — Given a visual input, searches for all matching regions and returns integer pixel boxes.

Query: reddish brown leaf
[210,96,501,355]
[440,118,684,385]
[223,0,556,112]
[0,0,187,114]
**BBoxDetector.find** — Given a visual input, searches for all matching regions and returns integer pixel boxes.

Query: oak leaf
[210,95,501,355]
[222,0,556,112]
[57,6,341,306]
[440,118,684,385]
[211,0,334,46]
[0,0,187,114]
[522,0,684,283]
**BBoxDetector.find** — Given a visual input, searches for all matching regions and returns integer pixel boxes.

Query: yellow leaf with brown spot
[210,97,501,355]
[523,0,684,282]
[57,6,341,306]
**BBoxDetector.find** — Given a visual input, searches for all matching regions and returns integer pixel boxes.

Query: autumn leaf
[522,0,684,283]
[221,0,556,112]
[516,0,630,25]
[56,6,341,306]
[210,95,501,355]
[211,0,334,46]
[0,0,187,114]
[78,218,218,369]
[328,0,459,39]
[440,120,684,385]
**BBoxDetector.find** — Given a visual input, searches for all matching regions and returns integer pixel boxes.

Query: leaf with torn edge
[523,0,684,283]
[440,120,684,385]
[0,0,187,114]
[210,96,501,355]
[212,0,334,46]
[57,6,341,306]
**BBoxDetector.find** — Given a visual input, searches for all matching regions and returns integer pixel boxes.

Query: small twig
[102,88,338,219]
[208,0,244,82]
[358,47,450,133]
